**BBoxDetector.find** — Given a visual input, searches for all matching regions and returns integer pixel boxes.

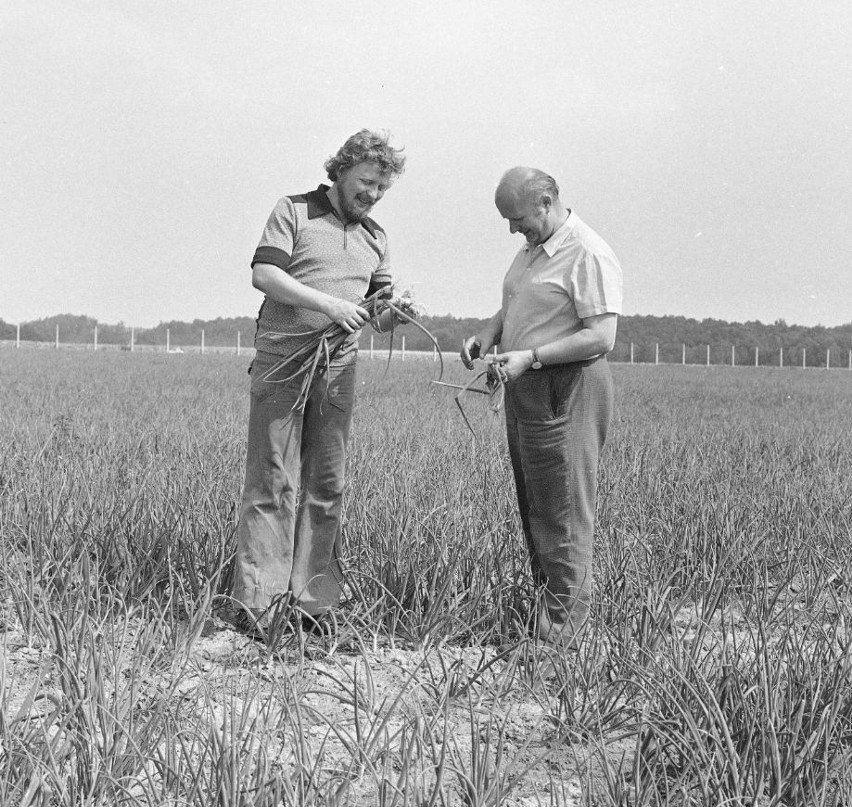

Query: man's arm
[493,312,618,380]
[460,310,504,369]
[252,263,369,334]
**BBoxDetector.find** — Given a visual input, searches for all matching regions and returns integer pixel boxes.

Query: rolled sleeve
[571,252,623,318]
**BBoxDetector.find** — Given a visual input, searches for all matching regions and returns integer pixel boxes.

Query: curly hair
[324,129,406,181]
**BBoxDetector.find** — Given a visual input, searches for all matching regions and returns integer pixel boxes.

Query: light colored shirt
[250,185,392,362]
[500,211,623,353]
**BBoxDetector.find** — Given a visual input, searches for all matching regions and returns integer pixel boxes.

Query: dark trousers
[504,356,613,646]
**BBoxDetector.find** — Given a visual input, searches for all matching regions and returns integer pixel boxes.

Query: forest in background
[2,312,851,365]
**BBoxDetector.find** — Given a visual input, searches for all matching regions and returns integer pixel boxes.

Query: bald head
[495,167,561,208]
[495,166,568,246]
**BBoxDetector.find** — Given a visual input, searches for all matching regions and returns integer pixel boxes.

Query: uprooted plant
[260,287,443,411]
[432,359,506,439]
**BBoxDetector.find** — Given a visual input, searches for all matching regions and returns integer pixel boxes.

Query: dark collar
[307,184,378,237]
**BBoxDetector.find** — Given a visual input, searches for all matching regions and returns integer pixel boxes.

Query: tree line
[2,312,851,365]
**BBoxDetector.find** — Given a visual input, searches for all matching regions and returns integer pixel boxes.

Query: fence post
[237,331,241,356]
[682,343,686,365]
[401,335,406,361]
[94,324,98,351]
[706,344,710,366]
[55,324,59,349]
[630,342,634,365]
[655,343,659,365]
[780,347,783,368]
[802,348,806,369]
[131,327,135,352]
[731,345,735,367]
[370,335,374,359]
[201,329,205,355]
[755,346,759,367]
[16,323,20,348]
[167,328,170,353]
[827,349,830,369]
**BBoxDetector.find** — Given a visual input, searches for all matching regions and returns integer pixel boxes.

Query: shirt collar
[523,210,576,257]
[307,184,378,238]
[540,210,576,257]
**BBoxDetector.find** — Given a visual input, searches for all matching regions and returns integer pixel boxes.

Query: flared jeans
[505,356,613,646]
[232,350,355,616]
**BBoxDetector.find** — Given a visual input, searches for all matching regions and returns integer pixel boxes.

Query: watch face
[531,348,541,369]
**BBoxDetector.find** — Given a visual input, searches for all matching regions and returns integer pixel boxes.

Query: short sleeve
[251,197,295,270]
[571,249,623,318]
[366,240,393,297]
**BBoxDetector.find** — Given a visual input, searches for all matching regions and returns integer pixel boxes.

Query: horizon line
[2,312,851,331]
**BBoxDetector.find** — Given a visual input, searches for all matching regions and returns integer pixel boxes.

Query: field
[2,349,852,806]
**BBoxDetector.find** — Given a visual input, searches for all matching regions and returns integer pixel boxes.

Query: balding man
[461,167,623,652]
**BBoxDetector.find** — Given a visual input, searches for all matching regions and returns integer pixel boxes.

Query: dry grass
[2,349,852,805]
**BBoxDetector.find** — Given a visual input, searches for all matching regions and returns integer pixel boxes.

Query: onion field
[2,349,851,806]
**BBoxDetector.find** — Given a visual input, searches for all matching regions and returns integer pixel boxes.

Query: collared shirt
[500,211,622,353]
[250,185,391,361]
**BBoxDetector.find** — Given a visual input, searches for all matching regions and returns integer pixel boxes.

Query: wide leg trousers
[504,356,613,646]
[231,350,355,616]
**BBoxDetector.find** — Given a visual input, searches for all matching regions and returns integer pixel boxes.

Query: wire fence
[610,341,852,369]
[0,328,433,360]
[3,325,852,369]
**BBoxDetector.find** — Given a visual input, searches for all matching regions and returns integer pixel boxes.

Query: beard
[340,194,374,223]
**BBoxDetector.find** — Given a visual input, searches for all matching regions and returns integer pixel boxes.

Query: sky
[2,0,851,328]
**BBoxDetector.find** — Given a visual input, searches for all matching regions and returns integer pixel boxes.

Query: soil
[1,602,637,805]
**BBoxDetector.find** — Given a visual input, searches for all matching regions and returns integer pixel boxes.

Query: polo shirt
[500,211,623,353]
[251,185,392,362]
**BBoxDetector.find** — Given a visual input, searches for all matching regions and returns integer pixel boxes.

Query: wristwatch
[531,347,543,370]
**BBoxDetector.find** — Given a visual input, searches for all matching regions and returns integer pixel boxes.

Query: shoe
[300,611,336,639]
[234,607,270,640]
[494,637,530,657]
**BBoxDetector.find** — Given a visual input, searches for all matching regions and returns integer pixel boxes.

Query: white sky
[2,0,851,327]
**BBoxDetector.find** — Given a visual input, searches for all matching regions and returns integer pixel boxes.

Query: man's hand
[492,349,534,382]
[324,299,370,333]
[461,336,493,369]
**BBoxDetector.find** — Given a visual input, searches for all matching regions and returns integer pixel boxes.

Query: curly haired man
[232,130,406,639]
